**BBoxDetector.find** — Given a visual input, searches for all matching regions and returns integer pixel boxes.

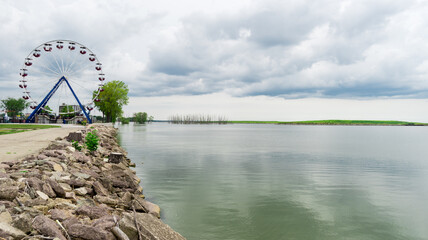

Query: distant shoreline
[227,120,428,126]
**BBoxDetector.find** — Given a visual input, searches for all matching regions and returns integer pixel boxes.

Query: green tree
[134,112,148,124]
[1,97,29,120]
[60,105,75,118]
[41,105,53,115]
[120,116,130,124]
[93,80,129,123]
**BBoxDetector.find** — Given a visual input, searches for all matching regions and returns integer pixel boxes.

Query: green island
[228,120,428,126]
[0,124,60,135]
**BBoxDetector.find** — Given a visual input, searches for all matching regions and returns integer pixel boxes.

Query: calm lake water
[118,123,428,240]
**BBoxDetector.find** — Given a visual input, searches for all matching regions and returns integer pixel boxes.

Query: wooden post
[66,131,83,142]
[109,152,124,164]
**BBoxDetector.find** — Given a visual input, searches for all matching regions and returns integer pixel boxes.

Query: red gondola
[86,107,94,111]
[25,61,32,66]
[20,73,28,77]
[95,66,101,71]
[33,52,41,58]
[30,106,36,109]
[89,57,96,61]
[44,44,52,52]
[19,84,27,88]
[69,42,76,50]
[22,96,29,100]
[56,41,64,49]
[95,99,101,102]
[99,88,104,92]
[80,46,87,55]
[99,77,105,81]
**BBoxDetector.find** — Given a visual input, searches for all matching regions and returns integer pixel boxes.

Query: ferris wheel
[20,40,105,123]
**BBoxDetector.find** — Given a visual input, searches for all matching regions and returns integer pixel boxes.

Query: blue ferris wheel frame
[25,76,92,123]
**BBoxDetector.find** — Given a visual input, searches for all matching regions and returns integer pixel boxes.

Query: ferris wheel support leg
[26,77,65,123]
[62,76,92,124]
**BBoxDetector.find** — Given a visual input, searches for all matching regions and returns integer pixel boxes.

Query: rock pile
[0,125,185,240]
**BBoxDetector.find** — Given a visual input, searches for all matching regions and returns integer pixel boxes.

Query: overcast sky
[2,0,428,121]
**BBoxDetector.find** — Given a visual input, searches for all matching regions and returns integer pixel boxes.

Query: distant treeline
[169,114,228,124]
[119,112,154,124]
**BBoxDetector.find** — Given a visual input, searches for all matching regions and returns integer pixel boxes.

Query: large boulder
[0,185,19,201]
[68,223,116,240]
[119,212,186,240]
[93,181,109,196]
[32,215,67,240]
[47,179,66,198]
[134,198,161,218]
[0,222,27,239]
[75,205,110,219]
[12,213,33,233]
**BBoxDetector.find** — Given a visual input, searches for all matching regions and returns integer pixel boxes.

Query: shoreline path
[0,124,84,162]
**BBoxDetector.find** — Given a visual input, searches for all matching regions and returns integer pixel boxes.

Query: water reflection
[118,123,428,240]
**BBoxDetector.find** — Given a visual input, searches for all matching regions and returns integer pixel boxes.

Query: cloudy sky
[2,0,428,121]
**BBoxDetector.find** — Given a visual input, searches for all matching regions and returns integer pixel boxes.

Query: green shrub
[72,141,82,151]
[120,117,130,124]
[134,112,148,124]
[85,130,99,152]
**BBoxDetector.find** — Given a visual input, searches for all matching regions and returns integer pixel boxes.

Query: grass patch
[0,124,60,129]
[0,124,60,135]
[277,120,428,126]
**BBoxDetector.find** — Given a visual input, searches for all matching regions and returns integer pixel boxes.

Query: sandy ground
[0,124,84,162]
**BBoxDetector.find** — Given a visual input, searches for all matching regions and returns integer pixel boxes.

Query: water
[118,123,428,240]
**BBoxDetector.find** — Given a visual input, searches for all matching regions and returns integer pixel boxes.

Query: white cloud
[2,0,428,120]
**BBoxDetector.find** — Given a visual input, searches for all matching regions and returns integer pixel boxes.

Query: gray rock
[134,198,161,218]
[36,191,49,201]
[0,201,15,208]
[0,211,12,224]
[74,187,88,196]
[112,179,129,188]
[75,205,110,219]
[0,222,27,239]
[65,179,85,188]
[62,217,80,231]
[94,195,119,206]
[59,183,72,192]
[27,177,44,191]
[93,181,109,196]
[42,182,56,198]
[0,186,19,201]
[119,212,186,240]
[72,152,91,163]
[68,223,116,240]
[72,172,91,180]
[50,209,72,221]
[12,213,32,233]
[47,179,66,198]
[32,215,66,240]
[92,215,118,230]
[46,141,71,150]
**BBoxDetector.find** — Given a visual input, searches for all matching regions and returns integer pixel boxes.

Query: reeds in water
[169,114,228,124]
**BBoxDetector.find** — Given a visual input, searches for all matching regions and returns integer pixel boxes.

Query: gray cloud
[141,0,428,99]
[1,0,428,101]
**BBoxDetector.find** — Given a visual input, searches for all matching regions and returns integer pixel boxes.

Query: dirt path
[0,125,84,162]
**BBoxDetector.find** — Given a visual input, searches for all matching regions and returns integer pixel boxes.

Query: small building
[59,103,82,114]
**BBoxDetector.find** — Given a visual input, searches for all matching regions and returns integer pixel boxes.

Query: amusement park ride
[19,40,105,124]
